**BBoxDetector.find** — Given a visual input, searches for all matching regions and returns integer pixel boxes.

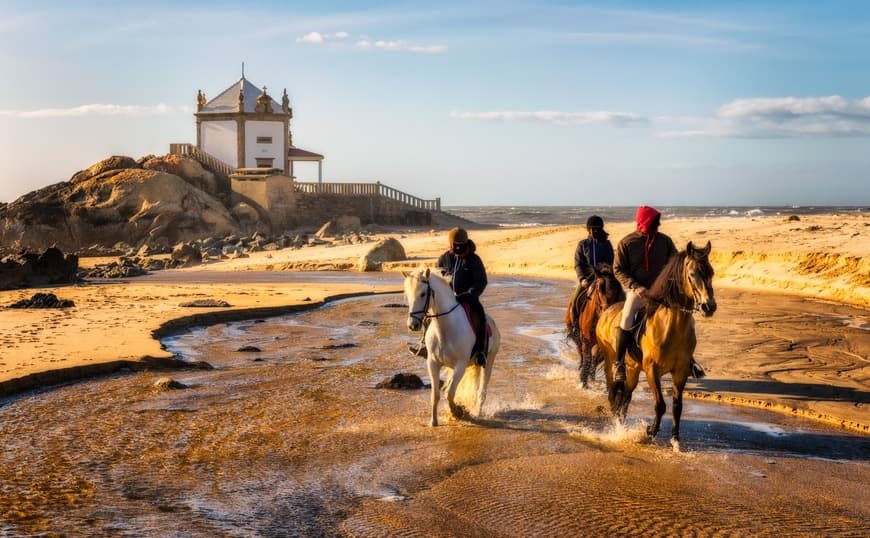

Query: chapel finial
[255,85,273,114]
[196,89,206,111]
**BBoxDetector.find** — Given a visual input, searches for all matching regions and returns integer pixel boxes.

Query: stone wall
[293,192,431,228]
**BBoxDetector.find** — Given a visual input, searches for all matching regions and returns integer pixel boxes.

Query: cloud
[295,31,350,44]
[658,96,870,138]
[354,38,447,53]
[0,104,188,119]
[450,110,647,127]
[296,30,446,53]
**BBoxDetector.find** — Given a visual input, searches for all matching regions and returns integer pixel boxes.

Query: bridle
[408,278,462,325]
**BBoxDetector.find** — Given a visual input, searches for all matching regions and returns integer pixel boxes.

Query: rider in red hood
[612,206,677,383]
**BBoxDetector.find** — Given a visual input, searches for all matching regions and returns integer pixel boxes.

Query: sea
[441,205,868,227]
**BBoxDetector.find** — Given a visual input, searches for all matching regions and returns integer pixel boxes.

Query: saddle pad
[461,303,492,337]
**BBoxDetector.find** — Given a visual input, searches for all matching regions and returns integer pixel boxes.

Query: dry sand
[0,213,867,432]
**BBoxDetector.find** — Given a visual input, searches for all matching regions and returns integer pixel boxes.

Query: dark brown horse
[596,241,716,446]
[566,264,625,388]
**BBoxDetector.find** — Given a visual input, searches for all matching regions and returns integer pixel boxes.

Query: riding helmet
[448,227,468,245]
[586,215,604,229]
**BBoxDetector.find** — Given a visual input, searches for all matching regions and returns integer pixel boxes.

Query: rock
[179,299,231,307]
[79,257,147,279]
[70,155,139,183]
[9,292,75,308]
[153,377,187,390]
[786,215,801,222]
[375,373,425,390]
[169,243,202,268]
[0,247,79,290]
[315,220,337,239]
[237,346,261,352]
[358,237,406,272]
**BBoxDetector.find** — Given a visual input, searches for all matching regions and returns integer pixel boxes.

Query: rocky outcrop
[0,157,238,252]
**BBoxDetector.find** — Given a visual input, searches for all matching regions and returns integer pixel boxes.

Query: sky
[1,0,869,206]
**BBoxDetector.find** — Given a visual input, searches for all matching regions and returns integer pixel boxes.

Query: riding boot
[614,328,632,383]
[473,323,487,366]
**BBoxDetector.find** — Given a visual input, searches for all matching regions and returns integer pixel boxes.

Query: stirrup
[690,358,706,379]
[614,361,626,383]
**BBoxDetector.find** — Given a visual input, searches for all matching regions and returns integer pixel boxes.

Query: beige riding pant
[618,290,646,331]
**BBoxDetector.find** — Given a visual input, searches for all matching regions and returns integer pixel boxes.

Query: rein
[409,279,463,323]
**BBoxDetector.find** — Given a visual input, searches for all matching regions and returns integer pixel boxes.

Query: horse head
[402,267,432,331]
[593,263,625,308]
[684,241,717,317]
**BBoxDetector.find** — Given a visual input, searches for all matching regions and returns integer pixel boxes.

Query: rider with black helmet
[410,227,489,366]
[568,215,615,335]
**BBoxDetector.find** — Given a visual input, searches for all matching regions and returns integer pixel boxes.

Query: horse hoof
[670,437,681,452]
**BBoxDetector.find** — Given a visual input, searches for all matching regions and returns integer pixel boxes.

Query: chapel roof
[199,77,285,115]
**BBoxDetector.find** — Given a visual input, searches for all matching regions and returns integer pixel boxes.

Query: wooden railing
[169,143,235,178]
[295,181,441,211]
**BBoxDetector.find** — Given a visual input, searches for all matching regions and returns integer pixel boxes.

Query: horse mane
[645,248,713,315]
[645,252,687,315]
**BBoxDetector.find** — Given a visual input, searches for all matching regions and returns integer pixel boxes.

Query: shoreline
[1,215,867,434]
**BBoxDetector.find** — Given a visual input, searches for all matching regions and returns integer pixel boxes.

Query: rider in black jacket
[410,227,489,366]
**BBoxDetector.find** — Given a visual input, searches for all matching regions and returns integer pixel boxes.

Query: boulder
[0,247,79,290]
[169,243,202,268]
[358,237,406,272]
[315,220,337,239]
[9,292,75,308]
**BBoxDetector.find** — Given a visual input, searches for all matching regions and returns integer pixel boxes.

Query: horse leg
[427,359,441,427]
[447,361,468,420]
[645,369,666,438]
[579,342,593,388]
[671,375,688,442]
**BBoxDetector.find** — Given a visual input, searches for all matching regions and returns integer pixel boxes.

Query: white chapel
[194,75,324,180]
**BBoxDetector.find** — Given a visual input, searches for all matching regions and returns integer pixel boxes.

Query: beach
[0,212,867,535]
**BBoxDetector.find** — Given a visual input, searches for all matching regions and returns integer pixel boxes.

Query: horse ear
[700,240,712,255]
[686,241,695,254]
[423,267,430,279]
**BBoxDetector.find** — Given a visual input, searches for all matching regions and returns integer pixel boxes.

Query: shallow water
[0,277,867,536]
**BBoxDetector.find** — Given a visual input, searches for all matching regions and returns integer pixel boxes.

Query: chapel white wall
[244,121,285,169]
[200,121,238,168]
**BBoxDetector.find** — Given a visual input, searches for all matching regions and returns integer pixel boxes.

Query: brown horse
[596,241,716,444]
[566,264,625,387]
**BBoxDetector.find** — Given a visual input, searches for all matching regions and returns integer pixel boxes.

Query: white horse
[402,267,500,426]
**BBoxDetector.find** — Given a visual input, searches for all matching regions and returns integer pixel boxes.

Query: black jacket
[574,237,615,282]
[437,239,487,299]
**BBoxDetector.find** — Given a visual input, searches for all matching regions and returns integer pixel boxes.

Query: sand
[0,213,867,432]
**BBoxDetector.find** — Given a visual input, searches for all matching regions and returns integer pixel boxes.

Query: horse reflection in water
[565,264,625,388]
[403,267,501,426]
[597,241,717,446]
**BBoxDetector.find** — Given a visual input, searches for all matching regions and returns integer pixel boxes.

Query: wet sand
[0,279,867,536]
